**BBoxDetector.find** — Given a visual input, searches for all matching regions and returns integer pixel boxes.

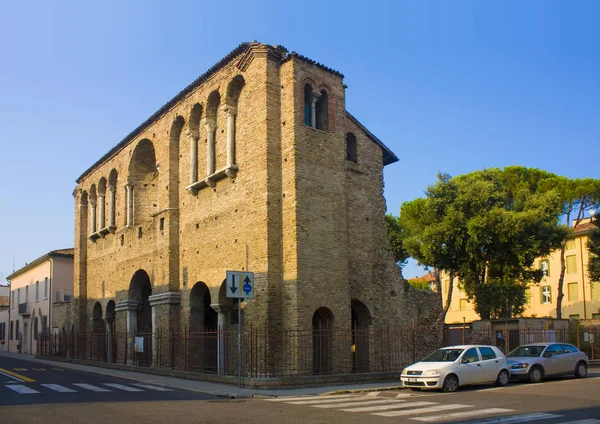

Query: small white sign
[135,337,144,353]
[585,332,589,342]
[226,271,254,299]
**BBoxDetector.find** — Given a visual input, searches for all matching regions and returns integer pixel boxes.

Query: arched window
[346,133,357,163]
[312,307,333,374]
[315,90,328,131]
[304,84,313,127]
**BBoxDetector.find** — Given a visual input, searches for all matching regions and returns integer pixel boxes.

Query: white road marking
[265,394,358,402]
[453,412,563,424]
[133,384,173,391]
[374,403,472,417]
[73,383,112,392]
[412,408,514,422]
[41,384,77,393]
[366,391,380,397]
[0,371,24,382]
[102,383,144,392]
[341,401,437,412]
[5,384,40,394]
[286,396,361,405]
[475,387,507,392]
[312,399,400,409]
[396,393,414,398]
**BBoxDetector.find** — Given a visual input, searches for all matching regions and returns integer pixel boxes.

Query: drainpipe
[7,279,10,353]
[47,257,54,339]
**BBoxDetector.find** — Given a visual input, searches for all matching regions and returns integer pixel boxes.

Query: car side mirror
[461,359,469,364]
[543,352,551,358]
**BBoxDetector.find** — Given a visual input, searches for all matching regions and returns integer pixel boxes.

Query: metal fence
[38,325,441,378]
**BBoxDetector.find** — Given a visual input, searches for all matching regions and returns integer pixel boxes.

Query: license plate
[408,378,416,383]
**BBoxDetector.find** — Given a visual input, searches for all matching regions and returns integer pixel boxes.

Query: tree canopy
[398,167,566,319]
[589,212,600,283]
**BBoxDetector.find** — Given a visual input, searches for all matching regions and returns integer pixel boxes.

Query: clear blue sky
[1,0,599,282]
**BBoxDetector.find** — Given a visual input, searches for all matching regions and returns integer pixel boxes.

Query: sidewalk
[0,352,401,398]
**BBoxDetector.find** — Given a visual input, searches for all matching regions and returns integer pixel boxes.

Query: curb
[321,385,404,396]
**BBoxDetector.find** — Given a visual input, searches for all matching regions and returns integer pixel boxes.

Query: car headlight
[422,369,441,376]
[510,363,529,369]
[401,369,408,376]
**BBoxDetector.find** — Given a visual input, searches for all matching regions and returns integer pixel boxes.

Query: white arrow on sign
[226,271,254,299]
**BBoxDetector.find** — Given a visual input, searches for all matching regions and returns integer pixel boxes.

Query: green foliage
[589,213,600,282]
[385,214,409,267]
[399,167,567,319]
[407,278,431,291]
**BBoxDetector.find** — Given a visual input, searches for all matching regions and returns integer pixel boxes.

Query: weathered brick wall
[72,43,440,374]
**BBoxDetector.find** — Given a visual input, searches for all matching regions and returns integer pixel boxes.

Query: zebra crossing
[3,381,173,395]
[263,393,600,423]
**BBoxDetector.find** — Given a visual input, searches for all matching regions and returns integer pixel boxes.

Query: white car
[401,345,510,392]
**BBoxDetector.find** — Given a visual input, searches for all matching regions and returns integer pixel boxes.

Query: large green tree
[400,167,566,320]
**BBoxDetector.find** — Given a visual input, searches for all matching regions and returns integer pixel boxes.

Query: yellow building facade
[441,218,600,324]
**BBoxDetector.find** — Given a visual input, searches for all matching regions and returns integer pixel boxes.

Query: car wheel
[529,366,544,383]
[442,374,459,393]
[496,369,509,387]
[575,362,587,378]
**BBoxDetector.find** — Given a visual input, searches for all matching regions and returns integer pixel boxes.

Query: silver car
[507,343,588,383]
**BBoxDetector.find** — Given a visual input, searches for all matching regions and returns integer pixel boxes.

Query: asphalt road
[1,355,599,423]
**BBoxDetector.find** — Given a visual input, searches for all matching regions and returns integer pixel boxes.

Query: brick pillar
[115,299,138,365]
[149,292,181,368]
[211,303,229,375]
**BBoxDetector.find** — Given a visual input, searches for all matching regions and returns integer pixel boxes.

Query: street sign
[226,271,254,299]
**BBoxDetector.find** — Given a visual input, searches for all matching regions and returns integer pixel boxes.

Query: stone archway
[189,282,218,372]
[128,269,152,366]
[91,302,106,361]
[351,299,372,372]
[104,300,116,363]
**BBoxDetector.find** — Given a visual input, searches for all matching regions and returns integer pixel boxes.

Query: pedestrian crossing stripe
[4,382,178,394]
[373,403,472,417]
[412,408,515,422]
[452,412,563,424]
[13,368,27,371]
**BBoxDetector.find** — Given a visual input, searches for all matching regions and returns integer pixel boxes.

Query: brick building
[72,42,439,376]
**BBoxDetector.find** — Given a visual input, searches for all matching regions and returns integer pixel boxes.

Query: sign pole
[238,299,242,388]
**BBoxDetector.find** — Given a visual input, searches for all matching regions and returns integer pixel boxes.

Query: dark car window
[422,348,464,362]
[561,344,578,353]
[462,348,479,363]
[507,345,544,357]
[544,344,564,357]
[479,347,496,360]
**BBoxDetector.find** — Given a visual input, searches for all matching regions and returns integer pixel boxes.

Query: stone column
[220,105,237,168]
[202,118,216,176]
[98,193,105,230]
[211,303,228,375]
[115,299,139,365]
[188,131,198,185]
[149,292,181,368]
[108,184,116,229]
[310,91,321,129]
[125,184,133,227]
[89,198,97,234]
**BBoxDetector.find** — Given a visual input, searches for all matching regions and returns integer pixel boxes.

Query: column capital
[220,104,237,116]
[311,90,322,103]
[201,117,216,132]
[115,298,139,312]
[186,130,199,141]
[89,198,97,207]
[107,184,115,193]
[210,303,230,314]
[149,292,181,307]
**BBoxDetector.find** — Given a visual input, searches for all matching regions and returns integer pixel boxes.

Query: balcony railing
[18,303,30,316]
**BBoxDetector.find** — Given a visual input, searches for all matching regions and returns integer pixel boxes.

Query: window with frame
[33,317,38,340]
[35,281,39,301]
[592,313,600,319]
[566,255,577,274]
[568,282,579,302]
[17,288,20,304]
[541,286,551,304]
[592,282,600,301]
[11,291,14,308]
[25,285,28,303]
[479,347,496,360]
[540,260,549,277]
[44,277,48,299]
[462,348,479,363]
[459,299,468,311]
[569,314,580,321]
[346,133,357,163]
[10,321,13,340]
[42,315,48,336]
[16,321,20,340]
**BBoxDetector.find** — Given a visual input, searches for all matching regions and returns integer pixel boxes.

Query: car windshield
[507,346,544,357]
[421,348,464,362]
